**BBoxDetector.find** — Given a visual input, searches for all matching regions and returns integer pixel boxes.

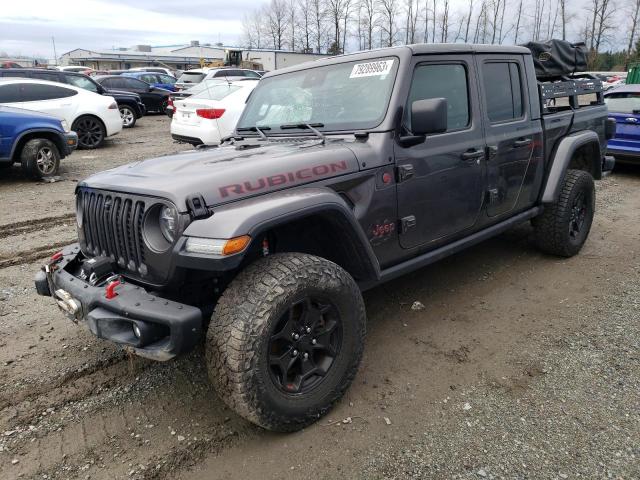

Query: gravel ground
[0,116,639,480]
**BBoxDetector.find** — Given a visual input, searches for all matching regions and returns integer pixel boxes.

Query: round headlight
[159,205,177,242]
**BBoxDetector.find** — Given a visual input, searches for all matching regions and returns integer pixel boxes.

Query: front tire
[72,115,106,149]
[532,169,595,257]
[119,105,136,128]
[20,139,60,180]
[206,253,366,432]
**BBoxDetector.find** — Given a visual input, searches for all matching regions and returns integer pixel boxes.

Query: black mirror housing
[411,98,448,135]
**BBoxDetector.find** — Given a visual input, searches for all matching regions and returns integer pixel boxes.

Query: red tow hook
[50,251,63,263]
[105,279,121,300]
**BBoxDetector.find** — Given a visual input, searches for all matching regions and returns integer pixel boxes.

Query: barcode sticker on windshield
[350,60,394,78]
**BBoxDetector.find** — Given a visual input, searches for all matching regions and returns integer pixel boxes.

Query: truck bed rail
[539,74,604,114]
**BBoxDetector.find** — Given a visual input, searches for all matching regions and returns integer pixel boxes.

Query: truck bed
[539,76,607,166]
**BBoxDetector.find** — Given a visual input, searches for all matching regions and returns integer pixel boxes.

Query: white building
[59,41,327,72]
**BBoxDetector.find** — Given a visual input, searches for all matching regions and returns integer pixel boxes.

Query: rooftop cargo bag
[522,39,588,78]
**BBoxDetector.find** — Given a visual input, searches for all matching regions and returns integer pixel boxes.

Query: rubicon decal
[219,161,349,198]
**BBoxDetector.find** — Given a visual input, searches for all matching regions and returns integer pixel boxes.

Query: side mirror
[411,98,448,135]
[148,85,154,92]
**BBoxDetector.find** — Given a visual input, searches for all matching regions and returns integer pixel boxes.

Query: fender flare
[10,127,67,160]
[541,130,600,203]
[182,186,381,282]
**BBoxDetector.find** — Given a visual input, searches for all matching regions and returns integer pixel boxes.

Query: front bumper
[35,244,203,361]
[64,131,78,155]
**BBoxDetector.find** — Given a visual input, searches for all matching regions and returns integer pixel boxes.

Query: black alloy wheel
[73,116,105,149]
[268,297,343,394]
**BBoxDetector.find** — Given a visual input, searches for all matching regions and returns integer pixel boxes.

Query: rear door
[395,55,486,249]
[19,83,78,121]
[476,54,541,218]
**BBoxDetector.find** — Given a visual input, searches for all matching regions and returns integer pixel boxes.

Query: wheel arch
[11,129,66,161]
[541,130,601,203]
[182,187,381,285]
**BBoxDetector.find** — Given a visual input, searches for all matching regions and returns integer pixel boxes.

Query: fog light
[132,323,142,338]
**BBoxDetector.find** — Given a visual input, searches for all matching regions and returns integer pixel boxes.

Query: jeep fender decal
[219,161,349,198]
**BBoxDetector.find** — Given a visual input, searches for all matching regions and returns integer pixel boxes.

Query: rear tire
[159,98,168,114]
[20,139,60,180]
[532,169,595,257]
[72,115,106,149]
[206,253,366,432]
[119,105,136,128]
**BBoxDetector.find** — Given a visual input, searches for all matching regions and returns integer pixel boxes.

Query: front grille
[78,189,147,276]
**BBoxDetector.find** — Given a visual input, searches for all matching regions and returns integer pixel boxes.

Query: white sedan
[171,80,258,146]
[0,78,122,149]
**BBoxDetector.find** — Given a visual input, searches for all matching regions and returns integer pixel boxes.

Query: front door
[396,57,486,249]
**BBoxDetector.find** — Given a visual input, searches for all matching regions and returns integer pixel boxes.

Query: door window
[21,84,77,102]
[404,63,470,132]
[243,70,261,78]
[158,74,175,84]
[140,74,157,84]
[482,62,524,122]
[0,84,23,103]
[124,78,147,89]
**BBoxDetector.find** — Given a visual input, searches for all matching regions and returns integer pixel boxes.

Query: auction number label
[350,60,394,78]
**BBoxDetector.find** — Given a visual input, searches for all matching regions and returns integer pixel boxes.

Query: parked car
[57,66,95,75]
[122,71,177,92]
[94,75,171,114]
[165,77,246,118]
[0,78,122,149]
[0,105,77,179]
[174,68,262,90]
[128,67,175,77]
[0,69,146,128]
[170,79,258,145]
[604,84,640,163]
[1,61,23,68]
[35,43,614,432]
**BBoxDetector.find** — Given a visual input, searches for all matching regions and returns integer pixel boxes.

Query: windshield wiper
[236,125,271,140]
[280,123,326,143]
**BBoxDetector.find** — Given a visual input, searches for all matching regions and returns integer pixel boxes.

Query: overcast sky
[1,0,270,58]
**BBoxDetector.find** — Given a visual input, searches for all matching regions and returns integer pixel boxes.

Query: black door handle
[513,138,532,148]
[461,149,484,160]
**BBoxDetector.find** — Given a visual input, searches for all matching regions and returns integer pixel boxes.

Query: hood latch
[186,194,212,220]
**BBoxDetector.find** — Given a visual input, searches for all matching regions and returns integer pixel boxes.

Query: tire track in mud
[0,213,75,240]
[0,240,75,269]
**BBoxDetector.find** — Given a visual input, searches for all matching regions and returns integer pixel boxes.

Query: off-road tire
[532,169,595,257]
[206,253,366,432]
[20,138,60,180]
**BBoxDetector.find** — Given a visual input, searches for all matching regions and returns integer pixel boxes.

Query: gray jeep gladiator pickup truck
[35,43,615,431]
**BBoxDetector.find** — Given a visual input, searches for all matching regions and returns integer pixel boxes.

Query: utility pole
[51,36,58,66]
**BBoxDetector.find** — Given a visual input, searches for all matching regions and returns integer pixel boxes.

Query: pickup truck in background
[0,105,77,179]
[36,43,615,432]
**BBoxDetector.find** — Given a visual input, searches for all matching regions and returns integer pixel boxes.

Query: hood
[79,139,359,211]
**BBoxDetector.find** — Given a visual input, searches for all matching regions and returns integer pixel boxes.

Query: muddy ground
[0,116,638,480]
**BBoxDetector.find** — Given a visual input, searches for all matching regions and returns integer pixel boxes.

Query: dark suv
[37,43,614,433]
[0,69,146,128]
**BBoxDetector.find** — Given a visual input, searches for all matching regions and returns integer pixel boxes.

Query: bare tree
[626,0,640,68]
[464,0,474,42]
[299,0,314,52]
[431,0,437,42]
[405,0,420,44]
[559,0,568,40]
[513,0,523,43]
[265,0,289,50]
[379,0,400,46]
[440,0,450,42]
[586,0,615,66]
[288,0,298,51]
[311,0,325,53]
[360,0,378,49]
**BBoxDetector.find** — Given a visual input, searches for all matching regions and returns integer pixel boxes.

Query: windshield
[190,83,242,101]
[605,94,640,114]
[177,72,205,84]
[237,57,398,132]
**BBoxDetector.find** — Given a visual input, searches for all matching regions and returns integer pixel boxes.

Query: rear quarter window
[0,84,23,103]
